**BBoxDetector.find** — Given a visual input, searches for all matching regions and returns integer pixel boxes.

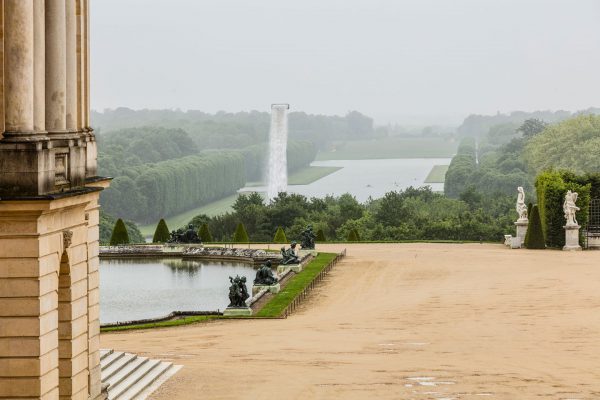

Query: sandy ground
[102,243,600,399]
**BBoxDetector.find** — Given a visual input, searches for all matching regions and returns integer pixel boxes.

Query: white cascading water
[267,104,289,200]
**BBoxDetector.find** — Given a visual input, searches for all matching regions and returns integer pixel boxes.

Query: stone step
[102,352,137,383]
[100,349,182,400]
[115,362,175,400]
[105,356,148,394]
[109,359,162,400]
[100,351,127,375]
[100,349,114,361]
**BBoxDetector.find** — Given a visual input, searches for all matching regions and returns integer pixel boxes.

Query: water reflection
[100,258,255,324]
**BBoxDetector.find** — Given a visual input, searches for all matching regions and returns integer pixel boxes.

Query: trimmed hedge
[316,229,326,242]
[110,219,130,245]
[233,223,249,243]
[273,227,287,244]
[152,219,170,243]
[535,171,591,248]
[525,205,545,249]
[198,223,213,242]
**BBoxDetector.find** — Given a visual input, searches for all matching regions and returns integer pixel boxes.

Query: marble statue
[254,260,278,285]
[516,186,528,221]
[300,225,316,249]
[563,190,580,226]
[280,242,300,265]
[227,275,249,307]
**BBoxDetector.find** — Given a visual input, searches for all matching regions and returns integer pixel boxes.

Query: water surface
[100,258,255,324]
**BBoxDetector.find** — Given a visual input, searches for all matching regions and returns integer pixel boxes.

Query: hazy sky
[91,0,600,124]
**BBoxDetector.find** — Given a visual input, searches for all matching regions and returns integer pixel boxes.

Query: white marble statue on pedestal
[563,190,582,251]
[516,186,528,221]
[563,190,580,226]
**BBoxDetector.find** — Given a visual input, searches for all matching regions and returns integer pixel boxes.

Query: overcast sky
[91,0,600,125]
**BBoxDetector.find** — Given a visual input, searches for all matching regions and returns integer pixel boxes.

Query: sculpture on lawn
[228,275,249,307]
[563,190,580,226]
[254,260,278,286]
[516,186,528,221]
[300,225,316,249]
[280,241,300,265]
[168,224,202,244]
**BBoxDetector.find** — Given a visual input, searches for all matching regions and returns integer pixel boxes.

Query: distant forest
[91,108,375,151]
[93,108,375,224]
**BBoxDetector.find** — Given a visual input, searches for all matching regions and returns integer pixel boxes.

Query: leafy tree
[352,228,361,241]
[273,227,287,243]
[525,205,545,249]
[233,223,250,243]
[198,223,213,242]
[152,219,170,243]
[518,118,547,138]
[316,229,326,242]
[110,219,130,245]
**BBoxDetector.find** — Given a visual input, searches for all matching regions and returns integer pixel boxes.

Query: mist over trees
[92,108,374,150]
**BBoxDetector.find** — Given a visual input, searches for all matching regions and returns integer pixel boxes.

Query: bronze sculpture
[281,242,300,265]
[254,260,278,285]
[300,225,316,249]
[168,224,202,244]
[227,275,249,307]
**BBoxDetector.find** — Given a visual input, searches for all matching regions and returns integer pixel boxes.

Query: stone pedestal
[278,264,301,276]
[223,307,253,317]
[514,219,528,247]
[510,236,522,249]
[253,283,280,296]
[563,224,582,251]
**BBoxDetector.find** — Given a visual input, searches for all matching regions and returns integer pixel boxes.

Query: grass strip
[424,164,449,183]
[255,252,338,317]
[101,315,220,332]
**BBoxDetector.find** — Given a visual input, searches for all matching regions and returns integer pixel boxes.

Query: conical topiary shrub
[198,223,213,242]
[232,223,249,243]
[152,218,170,243]
[316,229,326,242]
[527,202,533,219]
[346,229,358,242]
[110,218,130,245]
[525,205,545,249]
[273,227,287,243]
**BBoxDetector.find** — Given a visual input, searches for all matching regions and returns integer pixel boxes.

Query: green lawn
[138,193,246,237]
[245,166,342,188]
[424,165,449,183]
[255,252,338,317]
[101,315,219,332]
[316,137,457,160]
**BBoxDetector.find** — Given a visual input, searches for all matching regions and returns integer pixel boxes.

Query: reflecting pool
[100,258,255,324]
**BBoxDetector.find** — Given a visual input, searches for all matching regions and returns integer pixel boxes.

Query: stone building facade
[0,1,109,399]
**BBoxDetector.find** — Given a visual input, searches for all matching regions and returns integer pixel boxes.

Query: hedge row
[535,171,592,248]
[101,141,316,223]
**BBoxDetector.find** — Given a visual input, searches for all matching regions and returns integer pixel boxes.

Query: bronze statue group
[227,225,316,308]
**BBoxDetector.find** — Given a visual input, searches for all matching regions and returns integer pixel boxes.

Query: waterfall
[267,104,289,200]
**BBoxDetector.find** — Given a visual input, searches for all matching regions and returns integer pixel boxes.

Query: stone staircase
[100,349,181,400]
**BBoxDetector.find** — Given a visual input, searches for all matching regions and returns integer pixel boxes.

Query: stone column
[4,0,35,134]
[45,0,67,132]
[34,0,46,133]
[66,0,78,131]
[84,0,90,130]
